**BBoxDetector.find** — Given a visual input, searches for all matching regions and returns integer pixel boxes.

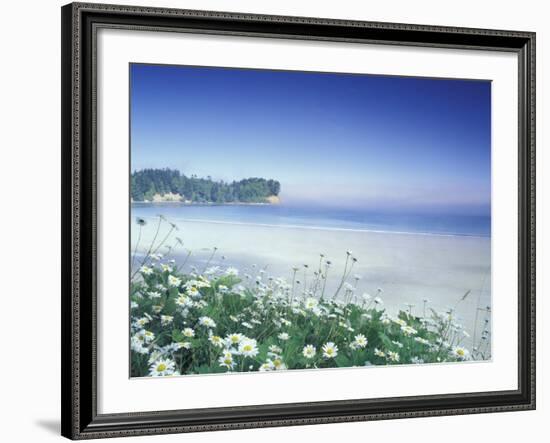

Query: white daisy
[278,332,290,341]
[387,351,400,362]
[160,315,173,326]
[140,265,153,276]
[182,327,195,338]
[130,335,149,354]
[353,334,368,348]
[218,350,235,369]
[135,317,150,328]
[176,341,192,350]
[304,297,318,310]
[374,348,385,358]
[141,330,155,343]
[259,360,275,371]
[302,344,316,359]
[186,286,200,297]
[272,357,287,370]
[194,300,208,309]
[175,294,193,308]
[393,318,407,327]
[401,325,418,336]
[322,342,338,359]
[167,275,181,287]
[225,333,244,347]
[208,335,224,348]
[238,339,259,357]
[183,280,197,289]
[196,276,211,288]
[148,291,162,299]
[149,359,176,376]
[452,346,470,361]
[199,316,216,328]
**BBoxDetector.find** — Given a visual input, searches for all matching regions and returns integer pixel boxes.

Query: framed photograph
[61,2,536,439]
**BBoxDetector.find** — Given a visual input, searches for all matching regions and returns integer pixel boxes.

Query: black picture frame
[61,2,536,439]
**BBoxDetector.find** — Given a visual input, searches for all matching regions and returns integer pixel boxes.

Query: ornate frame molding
[61,2,535,439]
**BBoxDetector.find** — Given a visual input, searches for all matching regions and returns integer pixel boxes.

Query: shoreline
[132,213,491,239]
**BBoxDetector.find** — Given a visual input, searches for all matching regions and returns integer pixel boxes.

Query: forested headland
[131,168,281,204]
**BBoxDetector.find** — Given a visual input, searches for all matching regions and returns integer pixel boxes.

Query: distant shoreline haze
[131,167,489,217]
[277,195,490,217]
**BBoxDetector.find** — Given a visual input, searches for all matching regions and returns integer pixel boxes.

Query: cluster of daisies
[130,248,482,378]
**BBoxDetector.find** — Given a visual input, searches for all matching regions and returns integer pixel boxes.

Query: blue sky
[130,64,491,215]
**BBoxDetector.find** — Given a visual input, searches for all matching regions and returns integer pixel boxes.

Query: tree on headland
[131,168,281,203]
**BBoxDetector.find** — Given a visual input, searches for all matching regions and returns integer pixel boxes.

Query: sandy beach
[131,215,491,348]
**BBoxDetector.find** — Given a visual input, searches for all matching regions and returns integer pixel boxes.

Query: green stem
[333,254,350,300]
[131,225,142,274]
[202,247,218,274]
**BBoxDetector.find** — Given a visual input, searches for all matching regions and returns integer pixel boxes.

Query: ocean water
[131,203,490,238]
[131,203,491,345]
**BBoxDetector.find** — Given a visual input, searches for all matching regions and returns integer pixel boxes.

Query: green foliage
[131,168,281,203]
[130,263,475,377]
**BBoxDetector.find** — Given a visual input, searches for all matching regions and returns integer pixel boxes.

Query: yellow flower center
[457,349,465,356]
[243,345,252,352]
[157,363,167,372]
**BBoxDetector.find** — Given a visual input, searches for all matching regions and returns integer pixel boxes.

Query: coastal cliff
[133,192,281,205]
